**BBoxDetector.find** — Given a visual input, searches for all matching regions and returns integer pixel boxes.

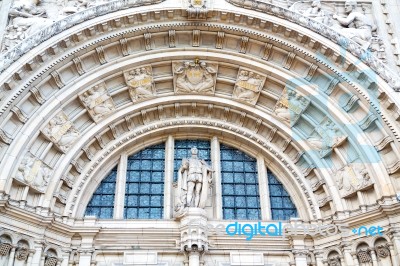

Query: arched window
[85,166,117,218]
[220,144,260,220]
[268,170,297,220]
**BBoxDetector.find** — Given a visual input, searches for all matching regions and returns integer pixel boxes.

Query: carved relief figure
[332,0,377,50]
[79,83,115,121]
[335,165,372,197]
[124,66,155,102]
[173,60,217,94]
[15,154,51,192]
[290,0,336,26]
[233,69,266,104]
[308,119,347,157]
[41,112,80,152]
[274,89,309,126]
[175,147,213,217]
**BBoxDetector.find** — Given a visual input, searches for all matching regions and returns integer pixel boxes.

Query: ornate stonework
[79,83,115,122]
[15,154,51,193]
[233,68,266,105]
[274,88,309,126]
[123,66,156,102]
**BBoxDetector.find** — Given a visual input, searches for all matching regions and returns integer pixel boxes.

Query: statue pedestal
[179,208,208,266]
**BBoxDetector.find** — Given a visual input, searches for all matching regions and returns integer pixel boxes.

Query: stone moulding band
[0,0,165,73]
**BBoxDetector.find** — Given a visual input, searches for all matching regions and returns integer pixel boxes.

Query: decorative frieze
[79,83,115,122]
[124,66,156,102]
[41,112,80,153]
[232,68,266,105]
[173,60,217,94]
[15,154,51,193]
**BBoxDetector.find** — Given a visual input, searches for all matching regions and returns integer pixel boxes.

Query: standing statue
[332,0,377,50]
[175,147,213,217]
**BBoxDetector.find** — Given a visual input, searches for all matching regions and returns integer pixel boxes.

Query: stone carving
[41,112,80,153]
[0,242,12,256]
[274,88,310,126]
[44,257,59,266]
[16,247,30,261]
[332,0,377,50]
[308,118,347,157]
[123,66,156,102]
[15,154,51,192]
[375,244,390,258]
[174,147,213,217]
[233,69,266,104]
[290,0,336,26]
[327,256,341,266]
[79,83,115,121]
[186,0,208,19]
[335,165,372,197]
[173,59,217,94]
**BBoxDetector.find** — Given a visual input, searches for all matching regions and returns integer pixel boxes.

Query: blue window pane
[124,143,165,219]
[85,166,117,219]
[221,144,260,220]
[268,170,298,220]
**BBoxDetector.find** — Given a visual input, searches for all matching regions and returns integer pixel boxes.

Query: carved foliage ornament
[173,60,217,94]
[15,154,51,193]
[124,66,156,102]
[233,68,266,105]
[274,88,310,126]
[41,112,80,153]
[79,82,115,122]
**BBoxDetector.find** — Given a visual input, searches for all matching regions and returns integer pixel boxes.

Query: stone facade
[1,0,400,265]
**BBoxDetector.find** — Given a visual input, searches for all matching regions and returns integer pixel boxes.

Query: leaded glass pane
[124,143,165,219]
[85,166,117,219]
[221,144,260,220]
[174,140,211,181]
[268,170,298,220]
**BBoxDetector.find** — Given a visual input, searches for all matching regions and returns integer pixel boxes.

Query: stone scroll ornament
[79,82,115,122]
[233,68,266,105]
[123,66,156,102]
[307,117,347,158]
[15,154,51,193]
[41,111,80,153]
[173,59,217,94]
[274,88,310,126]
[335,165,373,198]
[174,147,213,218]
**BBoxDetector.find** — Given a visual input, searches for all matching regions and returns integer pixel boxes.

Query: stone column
[388,243,399,266]
[292,250,308,266]
[211,137,222,219]
[31,240,44,266]
[60,249,70,266]
[257,156,271,220]
[370,250,379,266]
[114,153,127,219]
[341,242,355,266]
[78,233,96,266]
[313,250,324,266]
[164,135,174,219]
[27,252,34,266]
[7,247,15,266]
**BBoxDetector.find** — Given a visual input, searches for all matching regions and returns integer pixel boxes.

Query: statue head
[191,147,198,157]
[344,0,357,14]
[311,0,321,8]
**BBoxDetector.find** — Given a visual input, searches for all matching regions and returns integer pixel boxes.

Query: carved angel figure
[124,67,155,102]
[274,90,309,125]
[80,84,115,121]
[174,147,213,217]
[335,166,370,195]
[308,119,346,156]
[174,60,217,94]
[233,70,265,104]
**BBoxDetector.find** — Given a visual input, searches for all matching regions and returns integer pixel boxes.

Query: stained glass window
[85,166,117,219]
[268,170,298,220]
[174,140,211,181]
[124,143,165,219]
[220,144,260,220]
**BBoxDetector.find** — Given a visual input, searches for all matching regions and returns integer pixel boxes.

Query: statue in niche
[41,112,80,152]
[308,119,347,157]
[79,83,115,121]
[274,89,309,126]
[335,165,371,196]
[15,154,51,192]
[233,69,266,104]
[173,59,217,94]
[124,66,155,102]
[175,147,213,217]
[332,0,377,50]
